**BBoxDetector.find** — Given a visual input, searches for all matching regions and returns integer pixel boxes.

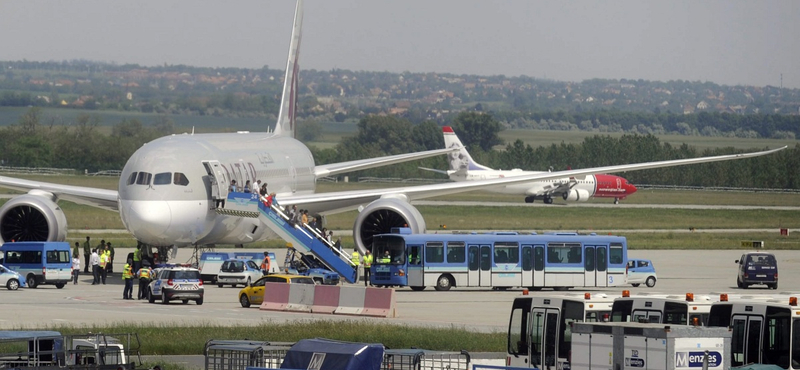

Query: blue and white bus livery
[370,228,628,291]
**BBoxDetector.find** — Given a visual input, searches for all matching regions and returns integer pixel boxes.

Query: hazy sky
[1,1,798,88]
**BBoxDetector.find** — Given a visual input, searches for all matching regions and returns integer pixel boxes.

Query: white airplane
[0,0,787,254]
[420,126,638,204]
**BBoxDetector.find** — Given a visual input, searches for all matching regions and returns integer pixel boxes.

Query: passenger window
[153,172,171,185]
[173,172,190,186]
[446,242,465,263]
[426,242,444,263]
[127,172,138,185]
[136,172,152,185]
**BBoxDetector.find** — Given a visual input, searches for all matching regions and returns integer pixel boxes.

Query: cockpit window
[173,172,189,186]
[153,172,171,185]
[136,172,152,185]
[127,172,138,185]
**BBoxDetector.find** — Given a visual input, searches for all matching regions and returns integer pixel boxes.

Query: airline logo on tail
[442,126,492,173]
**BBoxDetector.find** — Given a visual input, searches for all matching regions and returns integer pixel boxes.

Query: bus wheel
[26,275,38,289]
[410,286,425,291]
[434,275,452,291]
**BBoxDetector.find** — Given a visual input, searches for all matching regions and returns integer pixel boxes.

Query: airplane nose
[121,200,172,243]
[627,182,638,194]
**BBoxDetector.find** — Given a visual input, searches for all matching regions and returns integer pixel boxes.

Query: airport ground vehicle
[571,322,731,370]
[626,258,657,287]
[217,259,263,287]
[238,274,315,308]
[0,263,26,290]
[610,291,717,325]
[198,252,277,283]
[506,292,619,368]
[0,331,141,370]
[707,295,800,369]
[283,246,340,285]
[147,266,204,305]
[736,251,778,289]
[0,242,71,288]
[370,228,627,291]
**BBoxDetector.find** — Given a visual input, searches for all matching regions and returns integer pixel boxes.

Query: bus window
[468,246,480,271]
[611,300,633,322]
[547,243,581,264]
[747,319,762,364]
[480,246,491,271]
[663,302,688,325]
[426,242,444,263]
[46,250,70,264]
[708,304,732,327]
[530,312,544,367]
[609,243,624,264]
[731,319,746,366]
[408,245,421,265]
[508,306,528,356]
[596,246,607,271]
[561,301,583,359]
[522,246,532,271]
[584,247,595,272]
[534,246,544,271]
[447,242,465,263]
[764,306,791,368]
[494,242,519,264]
[792,320,800,368]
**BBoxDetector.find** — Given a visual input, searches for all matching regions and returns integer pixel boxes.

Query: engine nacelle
[0,191,68,243]
[352,198,426,254]
[562,188,590,202]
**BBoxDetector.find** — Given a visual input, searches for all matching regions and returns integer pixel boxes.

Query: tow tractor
[283,245,340,285]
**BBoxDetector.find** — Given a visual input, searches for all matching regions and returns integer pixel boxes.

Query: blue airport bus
[0,242,72,289]
[370,228,627,291]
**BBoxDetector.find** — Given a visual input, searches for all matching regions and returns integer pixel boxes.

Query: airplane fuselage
[450,169,636,200]
[117,132,315,247]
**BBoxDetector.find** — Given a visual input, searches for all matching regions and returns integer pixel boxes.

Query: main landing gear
[524,196,554,204]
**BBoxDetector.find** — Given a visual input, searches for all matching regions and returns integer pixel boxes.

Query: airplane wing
[418,166,451,175]
[281,146,787,214]
[0,175,118,210]
[313,147,458,178]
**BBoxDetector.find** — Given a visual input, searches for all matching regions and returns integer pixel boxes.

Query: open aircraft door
[202,160,228,203]
[285,155,297,193]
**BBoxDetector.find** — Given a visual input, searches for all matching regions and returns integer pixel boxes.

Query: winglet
[274,0,303,137]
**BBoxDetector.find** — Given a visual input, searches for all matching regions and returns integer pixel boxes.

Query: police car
[147,266,204,305]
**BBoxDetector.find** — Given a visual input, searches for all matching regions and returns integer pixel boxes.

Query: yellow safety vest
[123,264,133,279]
[99,253,109,268]
[133,249,141,262]
[351,251,361,266]
[138,268,151,279]
[363,254,373,268]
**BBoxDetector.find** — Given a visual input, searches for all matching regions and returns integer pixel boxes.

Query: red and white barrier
[259,282,396,318]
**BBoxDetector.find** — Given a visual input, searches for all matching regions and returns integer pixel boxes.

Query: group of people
[72,236,116,285]
[72,237,154,300]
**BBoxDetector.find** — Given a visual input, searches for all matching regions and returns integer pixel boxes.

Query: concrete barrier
[333,285,366,316]
[362,287,397,318]
[285,283,314,312]
[311,285,341,314]
[260,282,397,318]
[260,282,291,311]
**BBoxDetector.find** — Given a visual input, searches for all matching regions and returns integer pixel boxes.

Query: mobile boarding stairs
[217,192,358,284]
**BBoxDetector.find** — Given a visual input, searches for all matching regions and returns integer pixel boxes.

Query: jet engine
[562,188,590,202]
[352,197,426,254]
[0,190,68,243]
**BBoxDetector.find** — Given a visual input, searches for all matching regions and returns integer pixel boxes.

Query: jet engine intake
[352,198,426,254]
[0,192,68,243]
[562,188,590,202]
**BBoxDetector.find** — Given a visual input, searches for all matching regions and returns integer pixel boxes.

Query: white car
[216,259,264,288]
[0,264,27,290]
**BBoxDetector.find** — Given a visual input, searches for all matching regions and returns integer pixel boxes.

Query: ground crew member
[363,250,373,287]
[261,251,271,275]
[99,247,109,284]
[122,259,134,300]
[379,250,391,264]
[136,261,153,300]
[351,248,361,283]
[82,236,91,273]
[106,242,115,273]
[133,244,142,274]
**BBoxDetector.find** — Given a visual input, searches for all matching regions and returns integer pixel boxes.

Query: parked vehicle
[735,252,778,289]
[625,258,657,287]
[0,242,71,288]
[217,259,263,287]
[199,252,277,283]
[0,263,27,290]
[147,266,204,305]
[0,331,141,370]
[238,274,315,308]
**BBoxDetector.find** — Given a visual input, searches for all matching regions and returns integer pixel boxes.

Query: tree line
[1,107,797,189]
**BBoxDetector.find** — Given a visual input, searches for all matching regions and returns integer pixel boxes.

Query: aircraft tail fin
[273,0,303,137]
[442,126,493,172]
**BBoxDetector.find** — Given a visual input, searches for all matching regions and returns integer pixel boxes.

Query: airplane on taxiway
[0,0,787,254]
[420,126,638,204]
